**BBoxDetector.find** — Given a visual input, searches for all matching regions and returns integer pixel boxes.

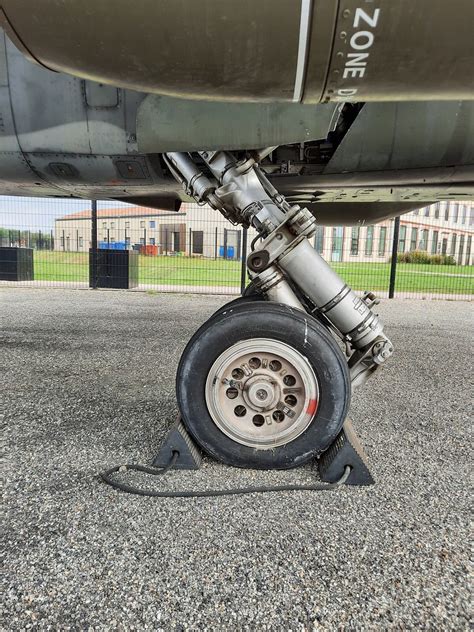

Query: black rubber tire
[176,302,351,469]
[210,292,265,320]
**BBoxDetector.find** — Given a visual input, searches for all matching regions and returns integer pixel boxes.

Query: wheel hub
[244,376,278,410]
[205,338,319,449]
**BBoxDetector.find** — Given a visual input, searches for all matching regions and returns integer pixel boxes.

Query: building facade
[55,201,473,266]
[54,204,259,260]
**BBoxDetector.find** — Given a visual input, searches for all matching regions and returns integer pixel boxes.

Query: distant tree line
[0,227,54,249]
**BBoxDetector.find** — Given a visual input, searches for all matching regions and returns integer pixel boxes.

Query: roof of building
[57,206,185,220]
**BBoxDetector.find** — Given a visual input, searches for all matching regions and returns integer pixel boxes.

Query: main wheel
[176,302,350,469]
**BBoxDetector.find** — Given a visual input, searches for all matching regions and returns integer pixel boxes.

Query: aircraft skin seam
[292,0,313,102]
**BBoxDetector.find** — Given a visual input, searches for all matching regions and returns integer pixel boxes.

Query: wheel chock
[152,419,202,470]
[318,418,375,486]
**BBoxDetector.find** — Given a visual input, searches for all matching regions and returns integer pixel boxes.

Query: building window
[125,221,130,229]
[149,220,156,228]
[102,222,107,228]
[398,225,407,253]
[434,203,440,219]
[314,226,324,254]
[149,237,156,245]
[410,227,418,251]
[450,234,457,256]
[172,231,181,252]
[110,222,115,229]
[378,227,387,256]
[413,208,419,216]
[139,237,145,245]
[419,229,429,251]
[424,207,430,217]
[125,236,131,245]
[103,235,108,241]
[465,235,472,265]
[441,235,448,255]
[192,230,204,255]
[350,227,360,255]
[444,204,449,221]
[431,231,439,254]
[78,237,83,248]
[140,221,145,228]
[452,203,459,223]
[60,236,65,248]
[458,234,465,262]
[365,226,374,256]
[110,237,115,243]
[461,205,466,224]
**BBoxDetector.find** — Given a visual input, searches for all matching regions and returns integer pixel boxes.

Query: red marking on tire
[306,399,318,416]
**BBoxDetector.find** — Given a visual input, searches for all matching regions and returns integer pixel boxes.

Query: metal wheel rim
[205,338,319,449]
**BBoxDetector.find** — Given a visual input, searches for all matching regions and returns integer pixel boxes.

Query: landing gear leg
[165,149,394,468]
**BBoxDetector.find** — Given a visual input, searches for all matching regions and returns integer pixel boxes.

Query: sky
[0,196,132,231]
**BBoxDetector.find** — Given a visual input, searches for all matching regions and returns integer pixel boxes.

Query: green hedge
[393,251,456,265]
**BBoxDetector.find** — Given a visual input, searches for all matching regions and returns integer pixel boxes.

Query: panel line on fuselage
[292,0,312,102]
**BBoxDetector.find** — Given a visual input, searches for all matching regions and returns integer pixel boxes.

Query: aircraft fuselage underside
[1,30,473,225]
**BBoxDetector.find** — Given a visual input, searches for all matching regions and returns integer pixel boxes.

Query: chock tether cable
[100,451,352,498]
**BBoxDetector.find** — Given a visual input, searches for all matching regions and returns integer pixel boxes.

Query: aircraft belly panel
[324,102,474,174]
[137,95,340,152]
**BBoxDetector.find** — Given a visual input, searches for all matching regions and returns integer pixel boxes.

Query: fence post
[90,199,98,289]
[389,216,400,299]
[223,228,228,260]
[214,227,218,259]
[240,228,248,294]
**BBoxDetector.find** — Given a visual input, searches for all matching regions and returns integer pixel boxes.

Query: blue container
[219,246,235,259]
[98,241,127,250]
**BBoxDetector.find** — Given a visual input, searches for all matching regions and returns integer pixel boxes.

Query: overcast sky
[0,196,131,231]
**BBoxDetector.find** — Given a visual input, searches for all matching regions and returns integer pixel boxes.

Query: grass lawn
[32,251,473,295]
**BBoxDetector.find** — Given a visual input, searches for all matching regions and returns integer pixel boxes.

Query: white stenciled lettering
[334,7,381,99]
[334,88,358,100]
[346,52,369,66]
[350,31,374,50]
[343,66,365,78]
[354,7,380,28]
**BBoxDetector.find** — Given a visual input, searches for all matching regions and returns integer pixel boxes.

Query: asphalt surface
[2,289,472,630]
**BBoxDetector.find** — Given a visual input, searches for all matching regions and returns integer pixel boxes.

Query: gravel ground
[2,288,472,631]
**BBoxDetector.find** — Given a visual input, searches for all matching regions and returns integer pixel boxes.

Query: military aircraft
[1,1,473,470]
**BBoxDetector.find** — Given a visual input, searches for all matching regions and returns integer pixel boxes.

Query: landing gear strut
[165,149,393,469]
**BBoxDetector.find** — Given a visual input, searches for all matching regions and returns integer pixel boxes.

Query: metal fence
[0,196,472,300]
